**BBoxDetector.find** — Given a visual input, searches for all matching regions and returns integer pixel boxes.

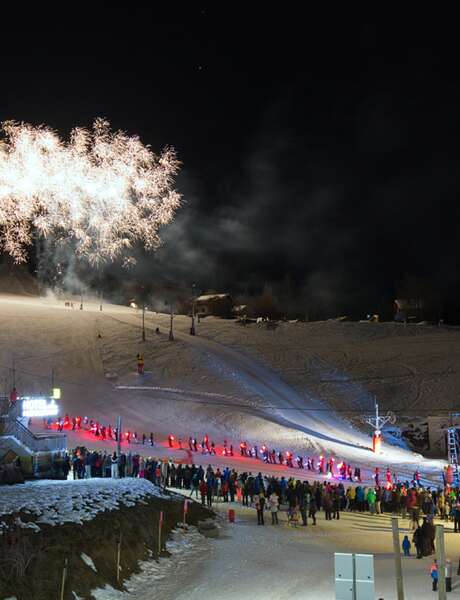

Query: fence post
[60,558,68,600]
[391,516,405,600]
[158,510,163,555]
[436,524,446,599]
[183,499,188,527]
[116,533,122,583]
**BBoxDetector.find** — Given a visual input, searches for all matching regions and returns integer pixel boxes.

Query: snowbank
[0,478,166,529]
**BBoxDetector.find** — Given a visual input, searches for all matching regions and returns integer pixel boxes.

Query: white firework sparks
[0,118,181,265]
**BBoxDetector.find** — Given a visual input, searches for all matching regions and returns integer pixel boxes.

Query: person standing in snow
[298,482,309,526]
[367,487,377,515]
[430,559,439,591]
[446,558,453,592]
[111,452,119,478]
[402,535,411,556]
[206,476,214,508]
[118,453,127,478]
[269,491,279,524]
[199,479,208,506]
[332,489,341,520]
[309,495,318,525]
[190,472,200,498]
[137,353,144,375]
[453,501,460,532]
[254,492,265,525]
[413,525,423,559]
[323,491,333,520]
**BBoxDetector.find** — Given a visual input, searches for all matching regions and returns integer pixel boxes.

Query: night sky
[2,6,460,319]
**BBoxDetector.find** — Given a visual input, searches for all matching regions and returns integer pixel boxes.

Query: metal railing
[0,416,66,453]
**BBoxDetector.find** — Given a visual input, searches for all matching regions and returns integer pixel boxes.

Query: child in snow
[288,505,300,527]
[402,535,411,557]
[430,559,438,592]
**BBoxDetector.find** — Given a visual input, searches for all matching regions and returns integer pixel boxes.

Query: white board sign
[22,397,59,417]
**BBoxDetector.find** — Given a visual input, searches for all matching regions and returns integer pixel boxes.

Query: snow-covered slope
[0,294,448,480]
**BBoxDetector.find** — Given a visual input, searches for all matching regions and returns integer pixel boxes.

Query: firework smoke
[0,119,181,265]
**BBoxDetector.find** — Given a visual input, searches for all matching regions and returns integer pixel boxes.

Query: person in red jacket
[407,488,420,530]
[199,480,207,506]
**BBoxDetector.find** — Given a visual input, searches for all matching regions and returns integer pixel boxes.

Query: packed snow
[0,478,165,530]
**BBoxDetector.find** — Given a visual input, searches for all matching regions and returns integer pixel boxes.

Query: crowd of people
[67,447,460,536]
[48,413,370,480]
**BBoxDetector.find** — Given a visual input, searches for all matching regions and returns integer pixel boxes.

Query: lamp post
[190,283,197,336]
[169,302,174,341]
[142,304,146,342]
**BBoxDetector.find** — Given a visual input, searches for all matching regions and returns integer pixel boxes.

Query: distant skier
[9,387,18,407]
[137,353,144,375]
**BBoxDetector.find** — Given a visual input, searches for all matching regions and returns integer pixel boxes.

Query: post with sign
[335,552,355,599]
[335,553,374,600]
[158,510,163,555]
[391,517,405,600]
[354,554,374,600]
[436,525,447,599]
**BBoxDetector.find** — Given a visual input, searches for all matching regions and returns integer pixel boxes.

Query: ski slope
[0,293,447,482]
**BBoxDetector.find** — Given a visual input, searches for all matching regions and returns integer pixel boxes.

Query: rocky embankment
[0,479,212,600]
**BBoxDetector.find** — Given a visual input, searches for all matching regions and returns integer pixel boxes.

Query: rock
[197,518,219,538]
[199,525,219,538]
[197,519,216,530]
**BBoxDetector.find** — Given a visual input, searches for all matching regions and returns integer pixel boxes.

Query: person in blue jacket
[402,535,411,556]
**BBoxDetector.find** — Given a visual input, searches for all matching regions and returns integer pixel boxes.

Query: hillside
[0,293,452,480]
[0,478,209,600]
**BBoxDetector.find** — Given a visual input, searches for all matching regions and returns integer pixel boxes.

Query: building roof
[195,293,231,302]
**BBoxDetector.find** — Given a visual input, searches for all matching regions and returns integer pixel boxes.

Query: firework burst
[0,118,181,265]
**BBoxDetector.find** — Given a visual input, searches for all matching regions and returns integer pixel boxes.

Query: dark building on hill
[394,298,424,322]
[195,293,233,318]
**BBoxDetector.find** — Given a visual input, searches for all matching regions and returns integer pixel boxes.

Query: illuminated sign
[22,397,59,417]
[52,388,61,399]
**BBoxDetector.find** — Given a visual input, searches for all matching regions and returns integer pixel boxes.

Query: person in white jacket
[111,452,119,479]
[269,492,279,525]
